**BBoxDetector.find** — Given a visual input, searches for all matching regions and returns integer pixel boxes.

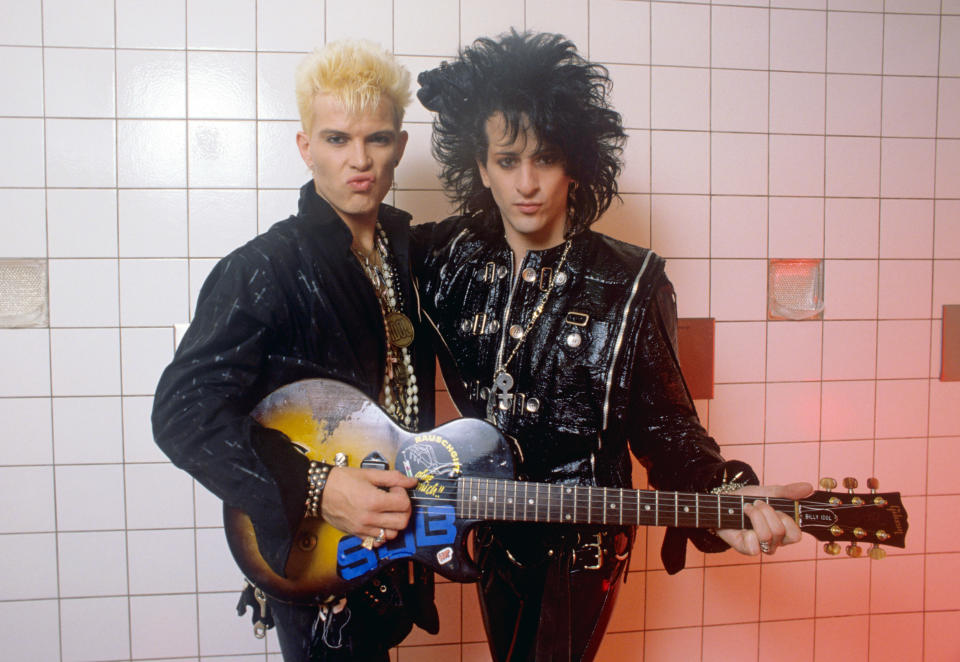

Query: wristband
[305,461,332,518]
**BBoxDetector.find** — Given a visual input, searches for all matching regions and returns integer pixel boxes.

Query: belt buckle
[578,533,604,570]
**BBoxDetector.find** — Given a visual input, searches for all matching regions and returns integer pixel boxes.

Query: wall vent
[0,259,49,328]
[767,259,824,321]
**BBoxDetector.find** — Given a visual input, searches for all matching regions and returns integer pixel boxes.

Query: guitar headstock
[797,477,908,559]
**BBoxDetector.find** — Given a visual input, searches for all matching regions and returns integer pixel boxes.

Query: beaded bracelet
[305,461,332,518]
[709,469,747,495]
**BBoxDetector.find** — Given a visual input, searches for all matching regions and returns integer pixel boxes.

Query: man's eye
[497,157,517,168]
[538,154,559,166]
[370,135,392,145]
[326,135,347,145]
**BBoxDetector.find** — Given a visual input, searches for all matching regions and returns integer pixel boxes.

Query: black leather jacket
[412,212,755,571]
[153,182,436,573]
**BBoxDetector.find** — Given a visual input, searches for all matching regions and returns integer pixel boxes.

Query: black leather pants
[475,524,632,662]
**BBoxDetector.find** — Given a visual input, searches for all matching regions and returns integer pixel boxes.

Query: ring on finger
[759,540,773,554]
[373,528,386,545]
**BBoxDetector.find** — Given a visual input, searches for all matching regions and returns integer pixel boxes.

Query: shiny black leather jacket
[412,212,756,571]
[153,182,436,574]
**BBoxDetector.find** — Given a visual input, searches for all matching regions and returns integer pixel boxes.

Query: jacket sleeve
[151,248,309,574]
[626,278,758,573]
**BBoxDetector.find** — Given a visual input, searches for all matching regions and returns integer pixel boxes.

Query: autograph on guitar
[224,379,909,604]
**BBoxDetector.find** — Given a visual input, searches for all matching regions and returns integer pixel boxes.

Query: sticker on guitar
[336,504,458,580]
[400,434,462,498]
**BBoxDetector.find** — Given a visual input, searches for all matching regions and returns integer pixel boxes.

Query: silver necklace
[488,240,572,419]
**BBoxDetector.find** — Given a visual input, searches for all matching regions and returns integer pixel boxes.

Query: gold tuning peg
[867,477,879,493]
[843,477,859,493]
[824,542,841,555]
[846,543,863,558]
[820,477,838,492]
[868,544,886,561]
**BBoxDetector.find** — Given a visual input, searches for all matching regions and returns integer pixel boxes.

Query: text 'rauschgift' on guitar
[223,379,909,604]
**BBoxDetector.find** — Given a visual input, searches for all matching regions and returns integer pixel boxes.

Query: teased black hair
[417,30,626,236]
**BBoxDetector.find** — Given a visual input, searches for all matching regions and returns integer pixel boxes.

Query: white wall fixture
[0,259,48,327]
[767,258,824,321]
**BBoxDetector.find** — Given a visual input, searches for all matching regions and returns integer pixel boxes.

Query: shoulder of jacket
[581,232,666,282]
[214,216,306,275]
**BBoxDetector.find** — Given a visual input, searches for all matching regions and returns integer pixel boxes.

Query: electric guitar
[223,378,909,604]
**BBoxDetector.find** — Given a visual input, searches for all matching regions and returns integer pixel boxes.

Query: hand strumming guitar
[716,482,814,555]
[320,466,418,544]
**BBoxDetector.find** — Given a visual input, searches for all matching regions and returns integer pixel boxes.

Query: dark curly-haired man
[412,31,812,661]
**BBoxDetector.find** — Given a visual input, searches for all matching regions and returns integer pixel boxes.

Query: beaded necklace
[353,224,419,429]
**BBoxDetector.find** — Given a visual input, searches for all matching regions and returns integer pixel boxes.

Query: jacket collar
[296,179,412,250]
[295,180,416,315]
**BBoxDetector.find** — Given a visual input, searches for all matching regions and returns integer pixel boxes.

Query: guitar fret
[523,482,528,522]
[619,488,624,526]
[716,493,722,529]
[673,492,678,527]
[559,483,563,524]
[695,492,699,528]
[587,486,592,524]
[655,491,659,527]
[482,478,488,520]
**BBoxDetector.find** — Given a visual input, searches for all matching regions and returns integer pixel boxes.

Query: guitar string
[398,496,881,537]
[403,492,883,512]
[403,479,877,509]
[404,497,883,513]
[404,484,880,508]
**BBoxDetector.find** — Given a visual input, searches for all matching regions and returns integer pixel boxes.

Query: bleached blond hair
[295,40,412,134]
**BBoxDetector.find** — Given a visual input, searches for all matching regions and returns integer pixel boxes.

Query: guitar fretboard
[456,477,784,530]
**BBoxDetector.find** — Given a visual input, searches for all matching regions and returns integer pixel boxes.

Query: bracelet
[305,461,332,518]
[709,469,748,495]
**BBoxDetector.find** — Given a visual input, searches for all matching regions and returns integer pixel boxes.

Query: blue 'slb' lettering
[416,504,456,545]
[337,539,377,581]
[336,504,458,578]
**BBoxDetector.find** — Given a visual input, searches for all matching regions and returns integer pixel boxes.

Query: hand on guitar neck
[321,466,417,544]
[716,482,814,556]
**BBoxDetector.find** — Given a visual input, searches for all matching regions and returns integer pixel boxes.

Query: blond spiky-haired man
[153,41,438,661]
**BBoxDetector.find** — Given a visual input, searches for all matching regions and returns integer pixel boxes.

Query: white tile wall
[2,1,958,660]
[0,189,46,257]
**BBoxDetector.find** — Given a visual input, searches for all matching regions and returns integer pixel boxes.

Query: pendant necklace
[488,239,572,419]
[353,224,419,429]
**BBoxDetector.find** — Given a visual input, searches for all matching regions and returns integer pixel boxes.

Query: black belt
[482,524,633,572]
